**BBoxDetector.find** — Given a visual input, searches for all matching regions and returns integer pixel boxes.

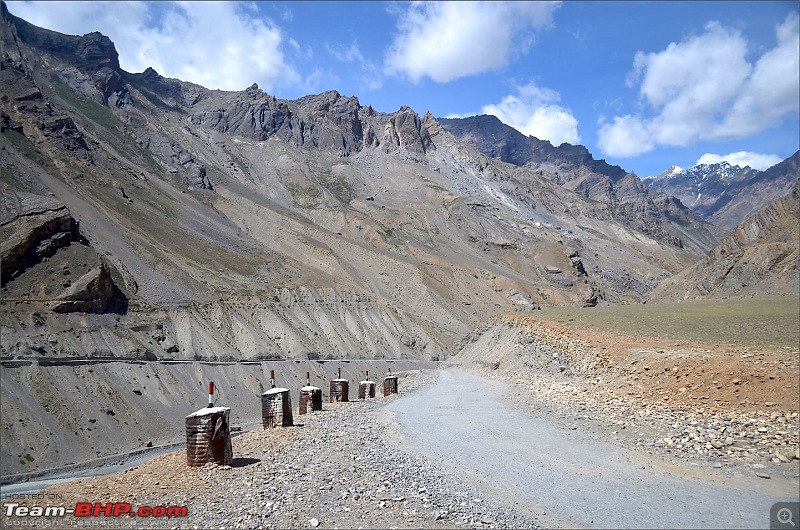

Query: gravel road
[383,369,798,529]
[4,368,797,529]
[4,370,538,529]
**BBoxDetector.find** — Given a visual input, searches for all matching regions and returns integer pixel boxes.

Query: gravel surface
[4,367,797,529]
[4,370,538,529]
[448,314,800,483]
[385,370,799,529]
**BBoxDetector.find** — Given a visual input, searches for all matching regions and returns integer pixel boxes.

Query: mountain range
[2,1,799,478]
[1,0,797,366]
[643,155,800,231]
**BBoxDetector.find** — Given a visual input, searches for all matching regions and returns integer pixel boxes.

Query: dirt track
[383,370,799,529]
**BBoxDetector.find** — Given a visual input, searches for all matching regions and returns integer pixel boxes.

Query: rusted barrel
[261,388,293,428]
[383,376,398,397]
[330,378,349,402]
[358,380,376,399]
[299,385,322,414]
[185,406,232,467]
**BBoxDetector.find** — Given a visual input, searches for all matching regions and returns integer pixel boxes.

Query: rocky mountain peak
[644,152,798,230]
[2,2,119,74]
[437,114,721,254]
[438,115,628,182]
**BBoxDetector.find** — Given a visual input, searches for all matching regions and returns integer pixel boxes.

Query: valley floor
[2,367,797,529]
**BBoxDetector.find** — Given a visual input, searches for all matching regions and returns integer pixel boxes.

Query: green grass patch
[1,130,57,172]
[532,295,800,349]
[50,78,123,133]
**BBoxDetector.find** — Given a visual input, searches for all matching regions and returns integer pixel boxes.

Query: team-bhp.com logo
[4,502,188,518]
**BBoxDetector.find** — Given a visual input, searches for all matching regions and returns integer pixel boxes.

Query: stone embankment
[494,371,800,476]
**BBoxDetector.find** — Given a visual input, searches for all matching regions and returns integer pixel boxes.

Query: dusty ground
[1,294,798,528]
[1,371,536,530]
[524,295,800,414]
[447,296,799,483]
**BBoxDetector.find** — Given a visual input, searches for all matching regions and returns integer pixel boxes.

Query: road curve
[382,369,797,529]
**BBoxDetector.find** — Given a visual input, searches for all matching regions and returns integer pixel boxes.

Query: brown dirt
[545,324,799,415]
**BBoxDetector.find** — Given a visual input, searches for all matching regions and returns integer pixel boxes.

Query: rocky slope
[647,178,800,301]
[1,1,718,365]
[437,114,725,253]
[644,153,800,231]
[1,2,791,485]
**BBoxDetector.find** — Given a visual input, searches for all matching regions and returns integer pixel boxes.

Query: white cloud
[696,151,783,171]
[598,14,800,158]
[597,115,654,157]
[384,1,560,83]
[481,82,580,145]
[715,14,800,137]
[443,112,473,119]
[6,1,301,92]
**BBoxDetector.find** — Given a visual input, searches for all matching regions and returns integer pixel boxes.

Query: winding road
[383,370,798,529]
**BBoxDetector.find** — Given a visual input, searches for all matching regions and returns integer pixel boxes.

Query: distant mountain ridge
[648,178,800,301]
[437,115,628,181]
[438,115,724,252]
[643,153,800,230]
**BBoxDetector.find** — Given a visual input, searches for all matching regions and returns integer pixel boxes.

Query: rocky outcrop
[187,88,433,159]
[0,189,78,285]
[380,107,433,156]
[1,2,128,107]
[50,261,116,313]
[438,114,627,181]
[188,88,347,151]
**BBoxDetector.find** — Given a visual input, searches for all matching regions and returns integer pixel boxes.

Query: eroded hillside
[1,3,716,364]
[648,179,800,301]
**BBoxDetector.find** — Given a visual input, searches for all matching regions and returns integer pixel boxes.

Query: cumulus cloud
[696,151,783,171]
[6,1,301,92]
[596,115,654,157]
[481,82,580,145]
[598,14,800,158]
[384,1,560,83]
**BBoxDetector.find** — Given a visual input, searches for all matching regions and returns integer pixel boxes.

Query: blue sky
[7,1,799,177]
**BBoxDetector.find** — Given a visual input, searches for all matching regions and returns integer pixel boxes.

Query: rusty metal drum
[358,380,376,399]
[330,378,349,402]
[299,386,322,414]
[383,376,398,397]
[185,406,233,467]
[261,388,293,428]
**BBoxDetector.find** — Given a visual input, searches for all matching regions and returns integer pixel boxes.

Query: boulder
[50,261,116,313]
